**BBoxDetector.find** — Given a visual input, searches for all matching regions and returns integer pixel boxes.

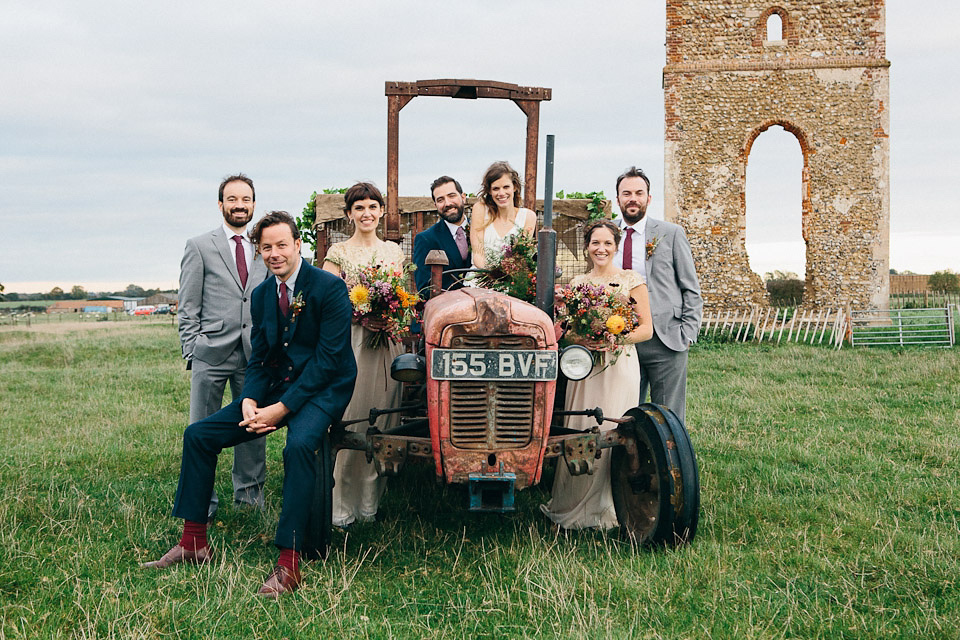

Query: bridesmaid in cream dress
[469,161,537,269]
[322,182,406,527]
[541,220,654,530]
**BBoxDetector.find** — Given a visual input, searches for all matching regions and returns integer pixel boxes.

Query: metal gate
[849,307,954,347]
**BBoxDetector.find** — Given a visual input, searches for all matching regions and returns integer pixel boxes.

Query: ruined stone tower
[663,1,890,309]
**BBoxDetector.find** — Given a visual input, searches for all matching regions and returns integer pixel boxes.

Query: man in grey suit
[178,173,268,513]
[614,166,702,423]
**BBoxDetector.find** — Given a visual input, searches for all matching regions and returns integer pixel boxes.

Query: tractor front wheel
[610,403,699,546]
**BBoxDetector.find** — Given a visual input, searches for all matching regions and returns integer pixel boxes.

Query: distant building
[102,296,142,313]
[889,275,930,294]
[144,292,178,307]
[47,300,126,314]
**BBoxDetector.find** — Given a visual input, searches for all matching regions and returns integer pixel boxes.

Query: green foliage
[123,283,146,298]
[70,285,87,300]
[928,269,960,293]
[555,190,608,221]
[48,286,64,300]
[766,278,804,306]
[296,191,318,253]
[763,269,800,281]
[297,188,347,252]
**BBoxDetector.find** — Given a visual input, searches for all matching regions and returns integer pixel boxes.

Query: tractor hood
[422,288,557,349]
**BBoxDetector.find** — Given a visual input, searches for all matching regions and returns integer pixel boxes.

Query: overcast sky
[2,1,956,293]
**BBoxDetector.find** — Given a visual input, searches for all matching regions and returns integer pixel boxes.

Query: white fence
[700,305,956,349]
[700,307,845,347]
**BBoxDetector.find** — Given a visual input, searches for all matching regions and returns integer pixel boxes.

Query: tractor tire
[610,403,699,546]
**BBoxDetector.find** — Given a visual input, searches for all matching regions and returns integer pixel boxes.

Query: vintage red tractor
[310,80,699,557]
[319,260,700,555]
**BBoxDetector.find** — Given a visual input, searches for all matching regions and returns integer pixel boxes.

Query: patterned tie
[233,235,248,288]
[455,226,469,261]
[278,282,289,317]
[622,228,634,271]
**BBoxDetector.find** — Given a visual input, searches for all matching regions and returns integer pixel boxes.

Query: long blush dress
[325,241,406,527]
[540,269,645,530]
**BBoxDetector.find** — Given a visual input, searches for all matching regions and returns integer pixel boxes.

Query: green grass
[1,325,958,638]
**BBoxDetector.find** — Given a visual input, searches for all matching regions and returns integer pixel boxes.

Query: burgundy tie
[233,235,248,288]
[455,226,469,261]
[278,282,289,317]
[622,228,634,271]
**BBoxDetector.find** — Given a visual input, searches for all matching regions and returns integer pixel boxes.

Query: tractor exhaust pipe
[535,134,557,318]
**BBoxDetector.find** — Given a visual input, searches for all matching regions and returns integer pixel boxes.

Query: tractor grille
[448,335,536,450]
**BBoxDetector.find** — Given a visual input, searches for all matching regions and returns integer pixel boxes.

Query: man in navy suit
[143,211,357,598]
[413,175,472,294]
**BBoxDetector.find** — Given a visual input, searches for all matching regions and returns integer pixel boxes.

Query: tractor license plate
[431,349,557,381]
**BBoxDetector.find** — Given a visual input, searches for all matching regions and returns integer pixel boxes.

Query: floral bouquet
[473,232,538,303]
[345,262,420,349]
[553,282,641,356]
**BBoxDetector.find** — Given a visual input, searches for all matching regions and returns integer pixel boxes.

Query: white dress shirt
[615,215,648,281]
[223,222,254,274]
[443,219,468,239]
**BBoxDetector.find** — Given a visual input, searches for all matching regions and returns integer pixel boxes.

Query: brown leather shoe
[140,544,213,569]
[257,565,302,598]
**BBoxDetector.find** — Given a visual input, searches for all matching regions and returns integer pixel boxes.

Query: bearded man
[613,166,702,423]
[177,174,268,516]
[413,175,472,294]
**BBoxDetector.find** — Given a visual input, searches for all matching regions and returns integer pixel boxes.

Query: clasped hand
[240,398,290,434]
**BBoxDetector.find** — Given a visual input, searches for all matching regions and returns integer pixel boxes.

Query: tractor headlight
[391,353,426,383]
[559,345,593,381]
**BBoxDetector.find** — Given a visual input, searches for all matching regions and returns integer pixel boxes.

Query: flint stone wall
[663,1,890,309]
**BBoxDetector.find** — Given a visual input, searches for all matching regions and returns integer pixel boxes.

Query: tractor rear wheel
[610,403,699,546]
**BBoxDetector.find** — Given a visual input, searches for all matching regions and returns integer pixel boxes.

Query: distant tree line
[1,284,176,302]
[760,269,960,306]
[927,270,959,293]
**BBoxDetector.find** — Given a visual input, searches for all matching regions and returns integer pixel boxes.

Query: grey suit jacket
[634,217,703,352]
[178,226,268,366]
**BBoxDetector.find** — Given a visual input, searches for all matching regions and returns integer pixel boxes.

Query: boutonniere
[645,236,660,260]
[291,292,305,319]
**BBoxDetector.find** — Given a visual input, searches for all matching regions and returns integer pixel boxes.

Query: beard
[618,200,647,225]
[223,207,253,228]
[438,202,465,224]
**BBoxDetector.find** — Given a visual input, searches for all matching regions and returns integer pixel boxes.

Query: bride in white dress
[469,161,537,268]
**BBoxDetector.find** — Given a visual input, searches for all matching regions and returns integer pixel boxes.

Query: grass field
[0,323,957,638]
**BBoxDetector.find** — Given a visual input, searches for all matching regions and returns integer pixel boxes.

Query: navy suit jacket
[413,220,471,295]
[242,259,356,422]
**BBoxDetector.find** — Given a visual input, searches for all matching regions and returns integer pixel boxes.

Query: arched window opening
[745,125,805,303]
[766,13,783,42]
